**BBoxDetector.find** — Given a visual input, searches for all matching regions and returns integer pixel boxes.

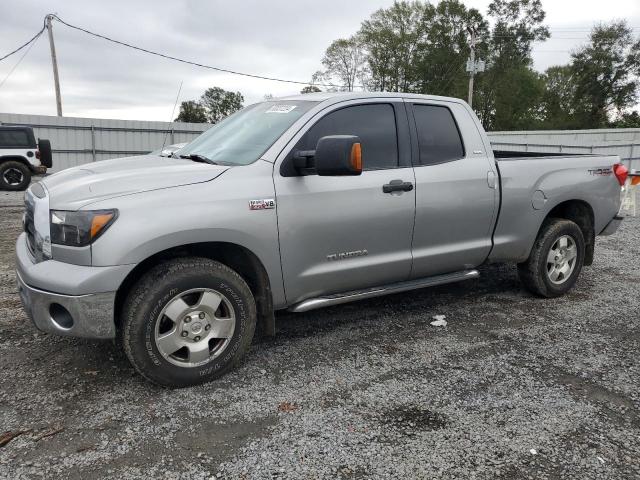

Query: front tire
[518,218,585,298]
[122,257,257,387]
[0,161,31,191]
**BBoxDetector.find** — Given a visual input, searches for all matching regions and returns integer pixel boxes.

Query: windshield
[178,100,317,166]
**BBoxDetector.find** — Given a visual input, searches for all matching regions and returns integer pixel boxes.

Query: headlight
[50,209,118,247]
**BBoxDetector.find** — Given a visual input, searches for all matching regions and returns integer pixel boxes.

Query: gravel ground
[0,186,639,479]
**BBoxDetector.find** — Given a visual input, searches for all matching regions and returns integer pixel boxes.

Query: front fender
[88,162,286,307]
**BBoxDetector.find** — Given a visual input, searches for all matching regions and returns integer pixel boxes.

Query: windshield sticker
[265,104,297,114]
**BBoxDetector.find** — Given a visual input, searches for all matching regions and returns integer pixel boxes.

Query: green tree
[475,0,550,130]
[570,21,640,128]
[610,111,640,128]
[315,0,569,130]
[319,36,368,91]
[300,85,322,94]
[174,100,207,123]
[200,87,244,124]
[358,1,429,91]
[539,65,579,129]
[491,65,545,130]
[415,0,488,98]
[488,0,549,64]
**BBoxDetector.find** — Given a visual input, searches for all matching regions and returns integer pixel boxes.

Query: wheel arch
[114,241,275,337]
[0,155,31,168]
[539,199,595,265]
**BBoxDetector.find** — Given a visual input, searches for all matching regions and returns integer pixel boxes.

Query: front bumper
[599,215,623,236]
[15,232,135,339]
[17,270,116,339]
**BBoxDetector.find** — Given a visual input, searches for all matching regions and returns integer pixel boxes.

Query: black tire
[38,139,53,168]
[0,160,31,191]
[518,218,585,298]
[122,257,257,387]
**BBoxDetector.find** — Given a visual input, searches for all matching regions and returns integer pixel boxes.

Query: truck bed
[488,152,622,264]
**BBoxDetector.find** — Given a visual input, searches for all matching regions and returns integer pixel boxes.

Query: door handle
[383,179,414,193]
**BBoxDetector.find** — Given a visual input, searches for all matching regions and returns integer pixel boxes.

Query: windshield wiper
[179,153,218,165]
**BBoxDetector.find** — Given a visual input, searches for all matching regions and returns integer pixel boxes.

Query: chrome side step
[289,269,479,313]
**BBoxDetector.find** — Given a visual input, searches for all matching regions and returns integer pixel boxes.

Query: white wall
[0,113,211,172]
[488,128,640,170]
[2,112,639,172]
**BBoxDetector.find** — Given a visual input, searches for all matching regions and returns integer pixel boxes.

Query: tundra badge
[327,250,368,261]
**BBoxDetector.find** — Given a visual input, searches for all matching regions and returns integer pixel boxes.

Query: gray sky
[1,0,639,120]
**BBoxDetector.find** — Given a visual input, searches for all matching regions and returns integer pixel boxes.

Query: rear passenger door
[407,100,498,278]
[274,99,416,304]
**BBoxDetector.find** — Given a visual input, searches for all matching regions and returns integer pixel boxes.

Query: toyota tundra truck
[16,93,626,387]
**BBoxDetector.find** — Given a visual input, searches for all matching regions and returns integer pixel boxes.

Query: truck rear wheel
[0,161,31,191]
[121,257,257,387]
[517,218,585,297]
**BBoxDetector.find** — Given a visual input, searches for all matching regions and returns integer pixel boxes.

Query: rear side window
[412,105,464,166]
[0,129,31,148]
[297,104,399,170]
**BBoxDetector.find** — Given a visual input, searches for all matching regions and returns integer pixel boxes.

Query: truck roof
[278,91,468,105]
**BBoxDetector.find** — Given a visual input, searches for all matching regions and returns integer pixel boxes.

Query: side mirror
[294,135,362,176]
[315,135,362,176]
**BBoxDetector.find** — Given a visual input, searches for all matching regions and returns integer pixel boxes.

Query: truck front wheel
[121,257,257,387]
[517,218,585,298]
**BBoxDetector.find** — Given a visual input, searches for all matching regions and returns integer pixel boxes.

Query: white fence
[488,128,640,171]
[0,113,211,172]
[1,112,639,173]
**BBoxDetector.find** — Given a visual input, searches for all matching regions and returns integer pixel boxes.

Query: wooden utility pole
[467,27,476,108]
[46,15,63,116]
[466,27,485,109]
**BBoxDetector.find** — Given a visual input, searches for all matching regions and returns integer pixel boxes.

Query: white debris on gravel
[430,315,447,327]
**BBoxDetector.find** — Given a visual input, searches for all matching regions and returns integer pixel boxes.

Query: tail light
[613,163,628,186]
[35,150,41,160]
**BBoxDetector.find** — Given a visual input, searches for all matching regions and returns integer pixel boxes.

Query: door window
[412,105,464,166]
[295,104,399,171]
[0,129,30,148]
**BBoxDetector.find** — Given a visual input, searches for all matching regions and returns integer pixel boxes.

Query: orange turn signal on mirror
[350,143,362,172]
[90,212,115,239]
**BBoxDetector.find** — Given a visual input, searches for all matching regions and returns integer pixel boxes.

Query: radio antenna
[161,80,183,151]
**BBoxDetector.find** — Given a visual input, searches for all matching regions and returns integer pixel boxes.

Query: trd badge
[249,199,276,210]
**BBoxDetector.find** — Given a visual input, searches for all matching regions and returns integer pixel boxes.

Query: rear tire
[0,161,31,191]
[518,218,585,298]
[122,257,257,387]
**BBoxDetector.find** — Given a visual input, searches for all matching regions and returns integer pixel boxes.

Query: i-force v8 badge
[249,199,276,210]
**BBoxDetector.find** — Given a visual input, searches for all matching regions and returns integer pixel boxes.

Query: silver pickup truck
[16,93,626,387]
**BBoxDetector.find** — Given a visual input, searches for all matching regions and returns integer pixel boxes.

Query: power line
[0,31,42,89]
[490,26,640,40]
[47,14,343,88]
[0,22,45,62]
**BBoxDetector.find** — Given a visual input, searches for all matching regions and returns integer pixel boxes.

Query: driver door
[273,99,416,305]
